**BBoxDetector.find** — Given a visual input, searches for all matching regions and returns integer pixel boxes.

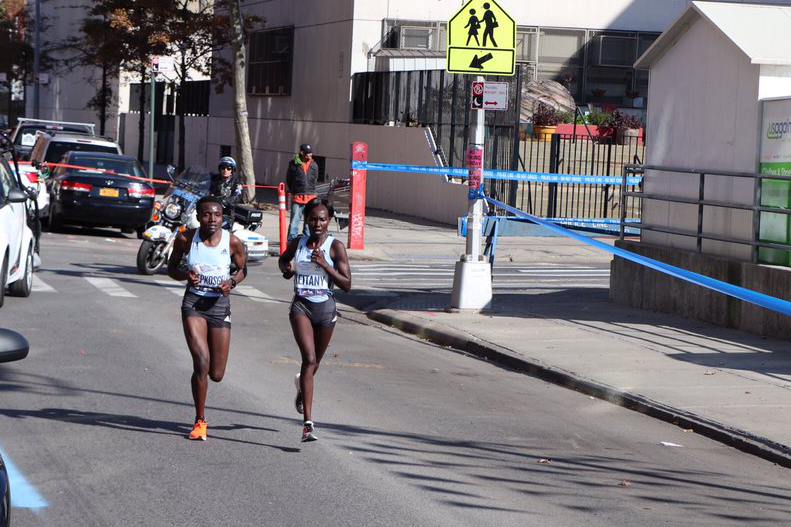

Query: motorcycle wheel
[136,240,168,275]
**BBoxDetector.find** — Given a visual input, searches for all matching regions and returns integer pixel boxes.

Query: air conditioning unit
[594,35,637,68]
[399,26,432,50]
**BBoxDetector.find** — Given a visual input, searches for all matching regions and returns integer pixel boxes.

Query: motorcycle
[135,165,268,275]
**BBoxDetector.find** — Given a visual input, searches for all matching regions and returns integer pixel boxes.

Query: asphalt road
[1,229,789,527]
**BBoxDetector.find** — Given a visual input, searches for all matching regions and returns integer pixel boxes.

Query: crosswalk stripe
[233,285,278,303]
[84,277,137,297]
[154,280,185,296]
[518,269,608,274]
[31,275,56,292]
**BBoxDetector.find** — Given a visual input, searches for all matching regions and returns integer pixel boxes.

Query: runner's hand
[187,271,200,288]
[282,262,295,279]
[219,280,232,297]
[311,249,328,269]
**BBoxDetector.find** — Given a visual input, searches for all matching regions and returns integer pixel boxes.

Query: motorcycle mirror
[166,165,176,179]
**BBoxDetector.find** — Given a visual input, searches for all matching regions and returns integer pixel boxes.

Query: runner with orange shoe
[168,196,247,440]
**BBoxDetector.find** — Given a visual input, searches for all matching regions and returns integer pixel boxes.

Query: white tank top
[187,229,231,297]
[294,235,335,303]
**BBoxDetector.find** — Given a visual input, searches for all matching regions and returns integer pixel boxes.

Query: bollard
[278,182,287,254]
[348,142,368,250]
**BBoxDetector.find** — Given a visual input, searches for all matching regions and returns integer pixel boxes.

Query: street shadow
[0,407,298,452]
[314,420,791,520]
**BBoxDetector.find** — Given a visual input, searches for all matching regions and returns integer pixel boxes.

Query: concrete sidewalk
[261,207,791,467]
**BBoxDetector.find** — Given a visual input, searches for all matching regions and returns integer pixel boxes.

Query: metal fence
[351,68,645,224]
[621,164,791,265]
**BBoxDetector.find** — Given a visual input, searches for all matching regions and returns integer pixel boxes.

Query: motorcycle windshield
[162,166,212,207]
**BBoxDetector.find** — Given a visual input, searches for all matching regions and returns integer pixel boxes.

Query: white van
[0,151,36,307]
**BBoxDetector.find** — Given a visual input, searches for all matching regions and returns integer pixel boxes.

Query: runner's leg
[207,327,231,383]
[291,315,317,422]
[183,316,210,420]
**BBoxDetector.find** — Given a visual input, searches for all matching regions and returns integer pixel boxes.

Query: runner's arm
[278,237,300,279]
[219,235,247,296]
[325,239,352,292]
[167,232,193,282]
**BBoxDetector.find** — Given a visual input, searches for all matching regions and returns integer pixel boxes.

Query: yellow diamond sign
[447,0,516,76]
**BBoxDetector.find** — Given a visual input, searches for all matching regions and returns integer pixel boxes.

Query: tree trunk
[137,64,146,163]
[178,54,186,172]
[99,62,107,136]
[231,0,255,203]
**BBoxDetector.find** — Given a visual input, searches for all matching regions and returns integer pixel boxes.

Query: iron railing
[620,164,791,264]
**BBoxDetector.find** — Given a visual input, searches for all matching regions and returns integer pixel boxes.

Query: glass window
[248,27,294,96]
[45,142,119,163]
[516,30,537,62]
[0,158,15,200]
[538,29,585,65]
[401,28,431,50]
[68,156,146,179]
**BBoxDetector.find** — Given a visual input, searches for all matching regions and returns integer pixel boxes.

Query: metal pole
[466,75,485,259]
[34,0,40,118]
[148,69,156,180]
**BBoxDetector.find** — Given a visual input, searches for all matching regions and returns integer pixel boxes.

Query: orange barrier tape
[20,159,282,190]
[23,160,171,185]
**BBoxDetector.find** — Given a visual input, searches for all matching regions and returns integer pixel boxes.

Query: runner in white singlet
[279,198,352,442]
[167,196,247,441]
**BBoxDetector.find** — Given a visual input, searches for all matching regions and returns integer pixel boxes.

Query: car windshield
[45,142,118,163]
[68,156,146,179]
[15,125,91,147]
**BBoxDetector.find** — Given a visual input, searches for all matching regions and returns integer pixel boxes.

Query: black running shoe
[301,421,317,442]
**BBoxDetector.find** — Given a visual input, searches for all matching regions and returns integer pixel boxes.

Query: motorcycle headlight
[164,202,182,220]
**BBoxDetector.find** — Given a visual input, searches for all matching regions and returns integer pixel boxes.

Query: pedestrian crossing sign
[446,0,516,76]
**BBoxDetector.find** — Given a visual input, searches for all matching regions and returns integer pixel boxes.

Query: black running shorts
[289,296,337,329]
[182,291,232,329]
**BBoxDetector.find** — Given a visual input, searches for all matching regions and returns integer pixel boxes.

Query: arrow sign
[469,53,493,70]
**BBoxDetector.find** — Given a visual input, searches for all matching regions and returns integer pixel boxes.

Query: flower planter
[532,125,557,141]
[616,127,640,146]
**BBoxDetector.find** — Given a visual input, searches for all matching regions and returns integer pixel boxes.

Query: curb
[365,308,791,469]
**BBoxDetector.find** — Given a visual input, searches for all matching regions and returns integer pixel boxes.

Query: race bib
[295,261,329,295]
[191,263,228,293]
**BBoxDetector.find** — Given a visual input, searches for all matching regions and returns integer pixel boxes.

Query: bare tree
[230,0,256,202]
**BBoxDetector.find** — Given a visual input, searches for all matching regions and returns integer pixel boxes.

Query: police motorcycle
[135,165,268,275]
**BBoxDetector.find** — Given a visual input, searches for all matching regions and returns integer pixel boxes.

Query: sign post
[448,0,515,312]
[149,56,174,180]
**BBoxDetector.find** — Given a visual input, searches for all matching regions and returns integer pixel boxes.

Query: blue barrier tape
[353,161,643,186]
[485,196,791,317]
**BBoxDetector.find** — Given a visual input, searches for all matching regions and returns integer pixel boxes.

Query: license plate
[99,187,119,197]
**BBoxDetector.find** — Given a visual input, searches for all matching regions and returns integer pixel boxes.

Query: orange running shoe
[189,419,207,441]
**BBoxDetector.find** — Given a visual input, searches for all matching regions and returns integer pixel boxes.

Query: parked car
[0,328,31,527]
[0,151,35,307]
[48,152,155,235]
[9,118,95,160]
[29,132,121,169]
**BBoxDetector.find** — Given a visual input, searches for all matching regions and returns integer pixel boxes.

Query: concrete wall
[27,0,119,138]
[611,239,791,340]
[642,16,759,261]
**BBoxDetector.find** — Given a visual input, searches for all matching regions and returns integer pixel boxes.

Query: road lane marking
[84,277,137,297]
[154,280,185,296]
[233,285,279,303]
[0,447,48,509]
[31,276,56,292]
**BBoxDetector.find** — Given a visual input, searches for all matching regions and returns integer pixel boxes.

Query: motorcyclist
[211,156,243,227]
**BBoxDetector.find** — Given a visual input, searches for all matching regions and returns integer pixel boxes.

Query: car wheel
[48,203,63,233]
[8,244,33,298]
[0,253,7,308]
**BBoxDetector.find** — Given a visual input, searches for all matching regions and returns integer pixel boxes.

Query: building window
[248,26,294,96]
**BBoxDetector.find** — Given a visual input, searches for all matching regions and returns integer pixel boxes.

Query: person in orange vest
[285,143,319,242]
